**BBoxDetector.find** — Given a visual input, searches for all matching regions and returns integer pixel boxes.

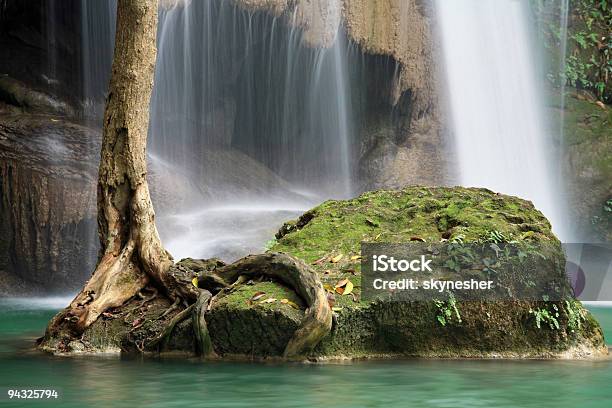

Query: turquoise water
[1,298,611,407]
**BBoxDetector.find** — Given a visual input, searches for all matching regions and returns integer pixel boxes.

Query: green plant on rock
[434,293,462,327]
[264,238,277,251]
[604,199,612,213]
[591,198,612,234]
[482,230,508,244]
[444,240,477,273]
[530,304,561,330]
[565,299,587,333]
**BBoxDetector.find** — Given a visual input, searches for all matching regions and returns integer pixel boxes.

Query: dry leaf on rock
[251,291,266,301]
[330,254,344,263]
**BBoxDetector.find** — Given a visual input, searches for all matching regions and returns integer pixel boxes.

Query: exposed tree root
[147,304,195,350]
[159,297,181,320]
[212,252,333,358]
[192,290,215,357]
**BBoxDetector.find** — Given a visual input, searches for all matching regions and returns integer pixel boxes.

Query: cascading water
[436,0,568,240]
[80,0,116,119]
[148,1,357,260]
[79,0,358,261]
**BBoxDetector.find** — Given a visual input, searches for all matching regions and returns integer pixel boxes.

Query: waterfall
[145,1,357,260]
[80,0,116,119]
[76,0,362,261]
[75,1,358,261]
[150,1,355,199]
[436,0,568,240]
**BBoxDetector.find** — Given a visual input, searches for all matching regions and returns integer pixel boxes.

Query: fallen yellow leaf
[323,283,335,293]
[335,278,349,288]
[334,278,354,295]
[342,280,354,296]
[191,277,199,288]
[330,254,344,263]
[280,298,300,309]
[350,255,362,261]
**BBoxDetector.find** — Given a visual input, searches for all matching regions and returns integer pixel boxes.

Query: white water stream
[437,0,568,240]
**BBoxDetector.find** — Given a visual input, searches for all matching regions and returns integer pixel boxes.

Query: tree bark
[46,0,174,335]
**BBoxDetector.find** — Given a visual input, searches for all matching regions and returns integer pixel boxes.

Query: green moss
[272,186,554,274]
[206,281,306,356]
[218,281,305,316]
[207,187,605,358]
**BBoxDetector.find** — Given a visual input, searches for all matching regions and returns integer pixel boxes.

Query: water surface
[1,299,611,407]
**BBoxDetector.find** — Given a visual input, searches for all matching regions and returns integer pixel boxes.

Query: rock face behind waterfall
[230,0,448,190]
[231,0,435,110]
[0,112,99,294]
[57,187,606,360]
[0,109,307,294]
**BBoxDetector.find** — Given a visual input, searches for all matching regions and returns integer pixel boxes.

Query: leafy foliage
[531,0,611,102]
[565,299,587,333]
[529,304,561,329]
[434,293,462,327]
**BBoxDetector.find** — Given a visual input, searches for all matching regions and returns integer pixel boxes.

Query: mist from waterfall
[78,1,358,261]
[149,1,357,260]
[150,1,354,199]
[436,0,569,240]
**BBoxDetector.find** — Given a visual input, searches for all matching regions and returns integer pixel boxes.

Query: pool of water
[1,298,611,407]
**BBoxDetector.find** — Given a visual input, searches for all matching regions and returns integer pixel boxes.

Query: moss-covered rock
[206,281,306,357]
[209,186,607,359]
[40,294,196,355]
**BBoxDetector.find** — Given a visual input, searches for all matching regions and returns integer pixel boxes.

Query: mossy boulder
[206,186,607,359]
[206,281,306,357]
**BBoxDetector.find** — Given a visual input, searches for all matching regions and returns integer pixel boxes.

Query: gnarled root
[192,290,215,357]
[147,304,195,350]
[213,252,332,358]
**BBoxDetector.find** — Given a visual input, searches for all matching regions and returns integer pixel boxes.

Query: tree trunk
[46,0,174,336]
